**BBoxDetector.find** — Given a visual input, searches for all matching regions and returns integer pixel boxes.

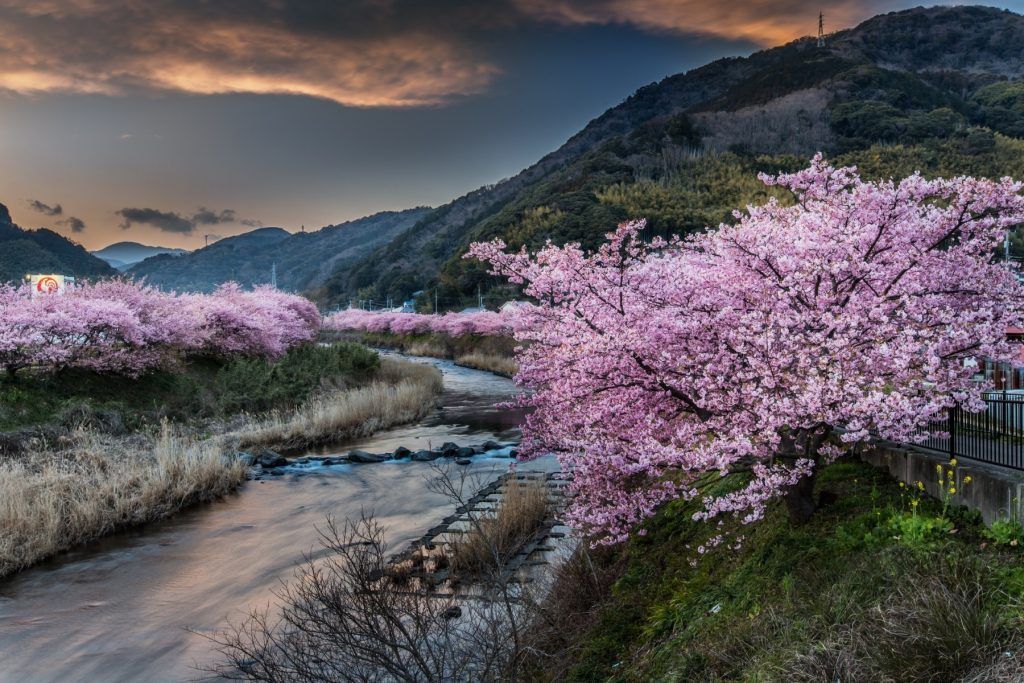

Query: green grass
[533,460,1024,682]
[0,342,381,432]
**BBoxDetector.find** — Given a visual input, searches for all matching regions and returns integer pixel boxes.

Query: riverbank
[0,346,443,578]
[524,459,1024,682]
[324,329,518,377]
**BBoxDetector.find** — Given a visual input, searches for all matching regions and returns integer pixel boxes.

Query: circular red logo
[36,276,60,294]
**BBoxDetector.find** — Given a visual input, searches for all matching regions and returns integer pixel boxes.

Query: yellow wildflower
[936,464,943,472]
[899,482,906,488]
[911,499,919,508]
[917,481,925,490]
[964,476,972,484]
[950,458,958,466]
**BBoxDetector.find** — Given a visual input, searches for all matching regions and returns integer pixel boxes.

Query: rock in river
[256,449,288,468]
[347,450,389,464]
[411,450,439,462]
[392,446,412,459]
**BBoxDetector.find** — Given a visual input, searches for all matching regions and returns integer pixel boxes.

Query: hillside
[318,5,1024,310]
[0,203,115,283]
[129,209,430,293]
[91,242,188,270]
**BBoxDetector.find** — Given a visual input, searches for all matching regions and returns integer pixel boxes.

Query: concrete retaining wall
[862,441,1024,523]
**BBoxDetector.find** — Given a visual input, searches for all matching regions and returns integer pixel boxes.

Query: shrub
[982,518,1024,547]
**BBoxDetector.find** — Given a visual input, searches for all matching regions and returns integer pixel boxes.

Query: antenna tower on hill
[817,12,826,47]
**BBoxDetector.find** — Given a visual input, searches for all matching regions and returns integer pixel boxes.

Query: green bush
[213,343,379,415]
[982,518,1024,548]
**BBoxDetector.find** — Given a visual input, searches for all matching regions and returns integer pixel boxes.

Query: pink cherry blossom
[467,155,1024,544]
[324,308,517,337]
[0,279,321,377]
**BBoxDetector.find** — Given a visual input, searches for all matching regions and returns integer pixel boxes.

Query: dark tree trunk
[784,467,817,524]
[4,365,15,382]
[780,425,831,525]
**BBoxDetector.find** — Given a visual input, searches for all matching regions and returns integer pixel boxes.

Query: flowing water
[0,356,554,683]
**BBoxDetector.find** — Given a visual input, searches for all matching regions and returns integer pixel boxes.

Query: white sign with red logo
[28,274,69,297]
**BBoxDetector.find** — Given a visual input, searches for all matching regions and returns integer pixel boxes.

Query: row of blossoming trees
[463,155,1024,545]
[0,280,321,379]
[324,308,515,337]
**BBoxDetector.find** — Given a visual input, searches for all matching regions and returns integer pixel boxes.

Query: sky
[0,0,1020,250]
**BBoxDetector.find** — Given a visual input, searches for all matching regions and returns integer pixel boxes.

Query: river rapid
[0,356,553,682]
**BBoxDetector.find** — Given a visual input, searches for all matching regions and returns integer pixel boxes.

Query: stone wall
[862,441,1024,523]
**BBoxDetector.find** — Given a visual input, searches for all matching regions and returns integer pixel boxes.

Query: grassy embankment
[325,329,518,377]
[0,342,442,577]
[529,459,1024,682]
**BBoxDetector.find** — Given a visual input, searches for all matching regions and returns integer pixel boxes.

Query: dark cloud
[192,207,236,225]
[27,199,63,216]
[117,206,259,233]
[58,216,86,233]
[117,207,194,234]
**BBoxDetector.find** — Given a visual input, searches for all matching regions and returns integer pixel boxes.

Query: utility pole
[434,289,439,314]
[817,12,825,48]
[270,262,277,288]
[477,284,483,309]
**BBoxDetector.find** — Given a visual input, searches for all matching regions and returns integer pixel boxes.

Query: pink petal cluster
[467,155,1024,543]
[0,280,321,377]
[324,308,517,337]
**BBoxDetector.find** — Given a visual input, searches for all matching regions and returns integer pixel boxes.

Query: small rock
[257,449,288,468]
[442,606,462,620]
[455,458,472,466]
[481,440,501,452]
[456,446,475,459]
[235,451,256,467]
[411,450,439,462]
[439,442,461,457]
[392,446,412,459]
[347,450,388,464]
[509,449,519,459]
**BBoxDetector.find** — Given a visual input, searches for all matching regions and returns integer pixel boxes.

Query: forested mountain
[92,242,188,270]
[316,5,1024,310]
[129,208,430,293]
[0,203,115,283]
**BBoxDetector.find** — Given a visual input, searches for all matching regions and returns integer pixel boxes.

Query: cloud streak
[0,1,503,107]
[27,199,62,216]
[116,206,260,234]
[513,0,906,46]
[58,216,85,233]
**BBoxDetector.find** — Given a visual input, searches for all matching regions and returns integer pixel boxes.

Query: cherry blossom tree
[0,279,321,378]
[468,155,1024,543]
[324,309,515,337]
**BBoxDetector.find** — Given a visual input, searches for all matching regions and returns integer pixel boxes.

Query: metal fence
[910,391,1024,471]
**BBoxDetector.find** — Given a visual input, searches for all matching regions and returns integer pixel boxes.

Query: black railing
[909,391,1024,471]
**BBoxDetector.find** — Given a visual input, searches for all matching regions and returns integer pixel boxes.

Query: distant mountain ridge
[129,208,430,293]
[314,5,1024,309]
[92,241,189,270]
[0,203,115,283]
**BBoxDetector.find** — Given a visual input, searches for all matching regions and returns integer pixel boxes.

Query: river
[0,356,553,682]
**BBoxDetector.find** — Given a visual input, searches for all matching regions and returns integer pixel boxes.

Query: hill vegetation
[313,5,1024,311]
[0,203,114,283]
[129,208,430,293]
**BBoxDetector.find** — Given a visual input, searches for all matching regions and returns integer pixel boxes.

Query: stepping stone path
[386,469,575,598]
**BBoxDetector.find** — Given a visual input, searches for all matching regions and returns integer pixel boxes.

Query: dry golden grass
[454,352,518,378]
[0,425,247,578]
[450,478,550,576]
[234,357,442,451]
[0,357,442,578]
